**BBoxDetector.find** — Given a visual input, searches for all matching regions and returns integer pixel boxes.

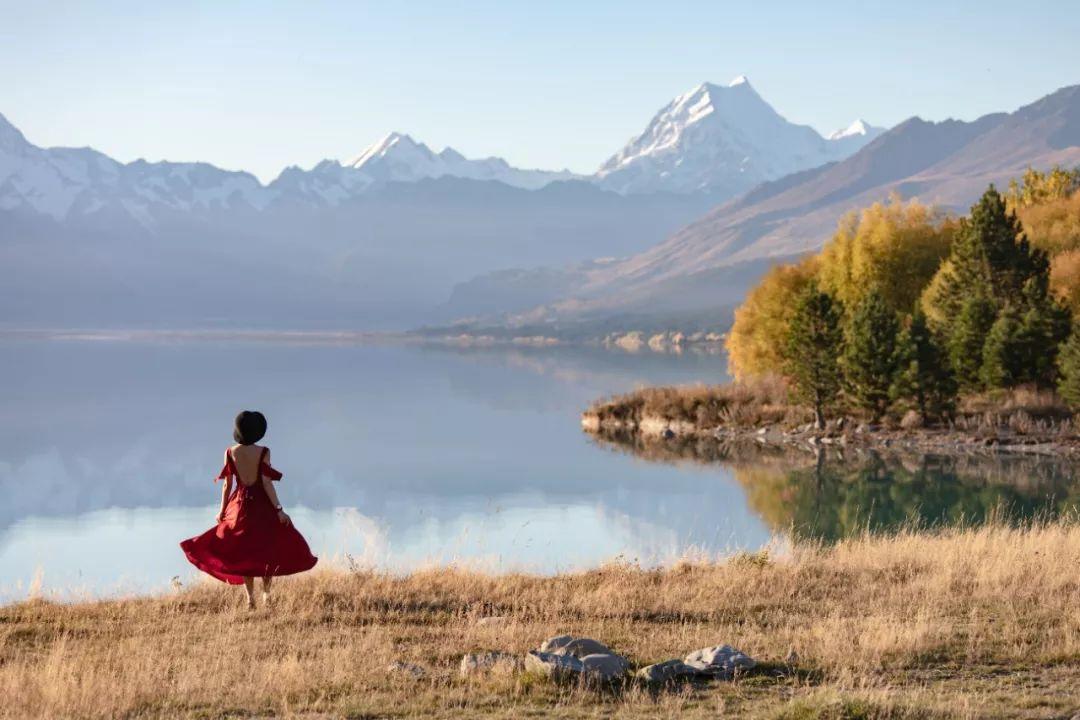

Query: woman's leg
[243,577,256,609]
[261,575,273,605]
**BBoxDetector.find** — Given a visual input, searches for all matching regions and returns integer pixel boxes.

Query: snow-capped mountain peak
[344,132,579,189]
[595,79,879,196]
[829,118,876,140]
[346,131,436,171]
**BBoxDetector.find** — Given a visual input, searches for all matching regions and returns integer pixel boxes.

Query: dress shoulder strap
[216,447,237,483]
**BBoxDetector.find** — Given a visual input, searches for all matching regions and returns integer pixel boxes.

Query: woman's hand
[215,510,226,524]
[277,510,292,526]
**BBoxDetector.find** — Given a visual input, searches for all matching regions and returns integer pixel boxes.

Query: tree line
[726,169,1080,428]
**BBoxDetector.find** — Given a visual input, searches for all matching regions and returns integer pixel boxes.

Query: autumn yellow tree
[1016,189,1080,256]
[817,196,955,314]
[1050,250,1080,316]
[725,256,818,380]
[1009,167,1080,315]
[1006,166,1080,210]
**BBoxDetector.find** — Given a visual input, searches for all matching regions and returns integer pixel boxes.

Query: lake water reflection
[1,336,1076,602]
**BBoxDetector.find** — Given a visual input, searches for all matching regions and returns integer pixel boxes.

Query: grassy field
[2,523,1079,719]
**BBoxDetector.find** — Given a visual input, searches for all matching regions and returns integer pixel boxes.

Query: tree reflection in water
[587,431,1080,542]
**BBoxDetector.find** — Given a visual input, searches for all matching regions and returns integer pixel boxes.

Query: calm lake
[1,336,1077,602]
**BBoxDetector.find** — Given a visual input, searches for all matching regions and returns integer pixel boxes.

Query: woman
[180,410,318,608]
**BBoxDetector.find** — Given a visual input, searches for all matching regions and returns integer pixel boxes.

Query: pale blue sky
[3,0,1079,182]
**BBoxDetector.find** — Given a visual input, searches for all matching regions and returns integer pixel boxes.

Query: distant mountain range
[0,78,884,330]
[0,76,875,223]
[24,82,1080,334]
[454,84,1080,333]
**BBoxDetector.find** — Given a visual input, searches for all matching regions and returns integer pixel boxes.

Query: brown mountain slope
[507,85,1080,326]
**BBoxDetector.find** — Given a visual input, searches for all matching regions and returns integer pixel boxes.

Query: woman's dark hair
[233,410,267,445]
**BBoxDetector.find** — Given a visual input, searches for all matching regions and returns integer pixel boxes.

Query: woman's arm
[261,449,291,526]
[217,450,233,522]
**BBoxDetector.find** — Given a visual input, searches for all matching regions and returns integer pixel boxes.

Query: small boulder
[386,661,426,679]
[538,635,614,658]
[525,650,584,681]
[538,634,576,653]
[459,652,523,677]
[550,637,613,659]
[580,653,629,681]
[683,645,756,679]
[635,659,699,683]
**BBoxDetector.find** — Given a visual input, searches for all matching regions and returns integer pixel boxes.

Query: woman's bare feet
[243,577,257,610]
[261,576,273,608]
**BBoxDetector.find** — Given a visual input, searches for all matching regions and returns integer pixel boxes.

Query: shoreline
[582,410,1080,457]
[582,384,1080,458]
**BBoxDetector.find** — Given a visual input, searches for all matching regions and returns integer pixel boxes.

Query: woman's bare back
[229,443,270,487]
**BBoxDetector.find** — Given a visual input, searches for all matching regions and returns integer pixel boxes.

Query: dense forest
[726,167,1080,427]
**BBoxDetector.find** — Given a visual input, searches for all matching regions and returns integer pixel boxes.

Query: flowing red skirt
[180,481,317,585]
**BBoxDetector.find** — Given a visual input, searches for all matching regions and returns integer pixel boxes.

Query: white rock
[683,645,756,679]
[635,659,700,683]
[580,653,629,681]
[550,637,614,659]
[538,634,576,653]
[525,650,584,680]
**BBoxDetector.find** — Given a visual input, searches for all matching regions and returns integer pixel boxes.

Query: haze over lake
[1,336,1076,602]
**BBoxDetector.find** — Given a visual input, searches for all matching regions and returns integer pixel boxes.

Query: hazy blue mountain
[0,112,715,329]
[0,77,884,331]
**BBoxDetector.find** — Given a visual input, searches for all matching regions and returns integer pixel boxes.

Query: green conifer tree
[980,303,1026,389]
[783,283,844,430]
[891,306,957,421]
[1058,324,1080,409]
[948,293,996,391]
[930,187,1031,322]
[842,290,901,420]
[1017,277,1072,387]
[927,185,1063,389]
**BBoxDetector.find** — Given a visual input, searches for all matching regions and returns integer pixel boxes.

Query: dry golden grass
[2,523,1079,719]
[589,376,796,429]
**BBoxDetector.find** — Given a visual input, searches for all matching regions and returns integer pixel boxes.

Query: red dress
[180,446,318,584]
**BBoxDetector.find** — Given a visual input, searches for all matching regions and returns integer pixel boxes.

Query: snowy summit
[594,79,881,196]
[345,132,580,189]
[828,119,878,140]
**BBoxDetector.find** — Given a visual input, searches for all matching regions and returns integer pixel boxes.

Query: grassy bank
[583,381,1080,454]
[2,524,1079,719]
